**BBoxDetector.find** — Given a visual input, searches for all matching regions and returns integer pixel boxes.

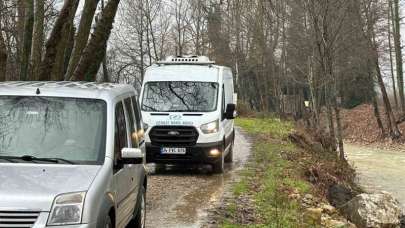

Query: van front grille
[149,126,199,146]
[0,211,40,228]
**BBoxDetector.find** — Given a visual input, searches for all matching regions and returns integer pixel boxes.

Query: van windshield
[0,96,107,164]
[142,81,219,112]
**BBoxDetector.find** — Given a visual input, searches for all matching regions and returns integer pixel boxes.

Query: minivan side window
[124,97,138,148]
[114,102,128,170]
[131,96,144,144]
[131,96,142,130]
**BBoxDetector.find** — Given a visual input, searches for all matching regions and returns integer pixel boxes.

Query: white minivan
[0,81,147,228]
[140,56,236,173]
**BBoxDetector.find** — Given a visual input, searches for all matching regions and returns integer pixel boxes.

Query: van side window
[222,85,226,120]
[124,97,138,148]
[114,102,128,170]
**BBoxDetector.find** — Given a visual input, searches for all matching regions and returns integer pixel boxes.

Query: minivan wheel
[224,141,234,163]
[131,186,146,228]
[105,215,113,228]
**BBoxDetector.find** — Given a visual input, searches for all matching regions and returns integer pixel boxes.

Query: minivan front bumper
[146,141,223,164]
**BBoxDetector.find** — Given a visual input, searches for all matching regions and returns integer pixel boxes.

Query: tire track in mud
[145,128,251,228]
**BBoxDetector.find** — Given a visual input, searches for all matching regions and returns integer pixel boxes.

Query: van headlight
[47,192,86,226]
[201,120,219,134]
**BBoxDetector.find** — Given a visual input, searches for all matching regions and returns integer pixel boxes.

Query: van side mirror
[225,104,236,119]
[121,148,144,164]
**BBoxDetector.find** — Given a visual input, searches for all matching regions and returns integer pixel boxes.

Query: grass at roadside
[220,118,311,228]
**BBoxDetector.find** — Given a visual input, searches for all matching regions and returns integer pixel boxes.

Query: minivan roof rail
[157,56,215,65]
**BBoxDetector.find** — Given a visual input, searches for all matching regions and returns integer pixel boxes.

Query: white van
[140,56,236,173]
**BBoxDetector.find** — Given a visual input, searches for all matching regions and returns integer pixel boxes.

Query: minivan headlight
[47,192,86,226]
[201,120,219,134]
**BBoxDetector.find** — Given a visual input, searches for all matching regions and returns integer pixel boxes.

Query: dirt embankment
[208,118,357,227]
[340,104,405,148]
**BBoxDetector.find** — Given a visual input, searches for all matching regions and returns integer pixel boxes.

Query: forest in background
[1,0,405,158]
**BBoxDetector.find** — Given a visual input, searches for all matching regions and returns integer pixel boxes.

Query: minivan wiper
[0,156,18,163]
[0,155,76,164]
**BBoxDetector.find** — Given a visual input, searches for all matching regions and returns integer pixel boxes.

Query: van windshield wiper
[0,155,76,164]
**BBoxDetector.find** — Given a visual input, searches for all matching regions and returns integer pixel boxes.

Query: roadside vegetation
[218,117,357,228]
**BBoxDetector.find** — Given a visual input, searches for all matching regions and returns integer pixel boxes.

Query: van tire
[224,141,234,163]
[129,186,146,228]
[105,215,113,228]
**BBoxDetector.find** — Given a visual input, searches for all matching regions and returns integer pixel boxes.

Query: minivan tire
[130,186,146,228]
[224,141,233,163]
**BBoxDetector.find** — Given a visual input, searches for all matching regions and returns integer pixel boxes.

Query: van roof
[0,81,136,100]
[144,64,230,83]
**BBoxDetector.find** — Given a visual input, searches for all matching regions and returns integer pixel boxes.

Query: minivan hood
[0,164,101,212]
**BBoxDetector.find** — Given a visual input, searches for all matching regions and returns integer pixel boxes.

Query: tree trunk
[102,52,109,82]
[70,0,121,81]
[393,0,404,113]
[64,0,100,80]
[326,91,337,152]
[16,0,26,79]
[38,0,79,81]
[19,0,34,81]
[101,0,109,83]
[333,99,345,161]
[375,53,402,139]
[138,0,145,81]
[0,0,7,82]
[372,93,386,136]
[388,0,398,108]
[30,0,44,80]
[51,3,77,81]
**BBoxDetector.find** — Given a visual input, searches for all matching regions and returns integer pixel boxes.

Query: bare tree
[70,0,121,81]
[19,0,34,81]
[359,0,401,139]
[31,0,45,80]
[38,0,79,81]
[171,0,189,56]
[388,0,398,108]
[0,0,7,81]
[64,0,101,80]
[392,0,404,113]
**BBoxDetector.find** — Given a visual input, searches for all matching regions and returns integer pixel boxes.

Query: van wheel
[105,215,113,228]
[224,141,234,163]
[212,145,224,174]
[129,186,146,228]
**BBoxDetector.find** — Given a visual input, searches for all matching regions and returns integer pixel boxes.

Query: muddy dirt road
[346,144,405,209]
[145,128,251,228]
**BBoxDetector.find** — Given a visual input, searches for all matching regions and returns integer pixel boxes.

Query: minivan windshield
[141,81,219,112]
[0,96,107,164]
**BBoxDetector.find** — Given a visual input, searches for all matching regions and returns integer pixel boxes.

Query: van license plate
[161,148,187,155]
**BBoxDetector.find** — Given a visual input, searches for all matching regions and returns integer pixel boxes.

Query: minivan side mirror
[121,148,144,164]
[225,104,236,119]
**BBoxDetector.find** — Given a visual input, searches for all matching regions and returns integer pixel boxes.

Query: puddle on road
[345,144,405,209]
[145,128,251,228]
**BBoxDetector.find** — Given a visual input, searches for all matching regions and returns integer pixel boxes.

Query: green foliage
[235,118,293,138]
[221,118,310,227]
